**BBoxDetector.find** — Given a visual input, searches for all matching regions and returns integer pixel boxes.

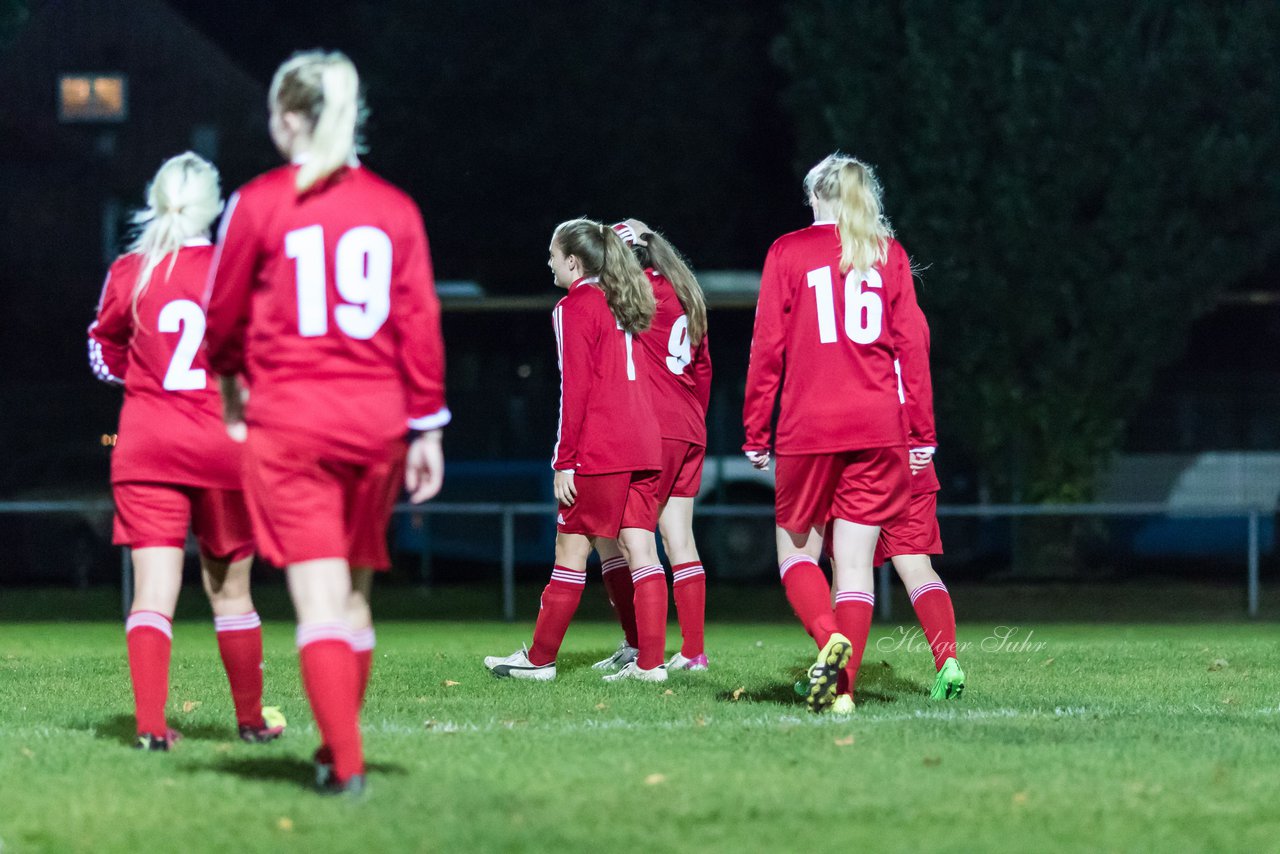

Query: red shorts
[655,439,705,502]
[774,446,909,532]
[558,470,660,539]
[875,490,944,564]
[241,428,406,570]
[112,482,253,562]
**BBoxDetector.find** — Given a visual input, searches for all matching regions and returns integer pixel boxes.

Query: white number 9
[666,315,691,374]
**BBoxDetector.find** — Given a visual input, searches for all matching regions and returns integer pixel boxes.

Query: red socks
[528,566,586,666]
[909,581,958,669]
[352,627,376,707]
[600,556,638,648]
[126,610,172,736]
[297,623,362,782]
[834,591,874,697]
[214,612,264,727]
[779,556,837,647]
[630,564,668,670]
[671,561,706,658]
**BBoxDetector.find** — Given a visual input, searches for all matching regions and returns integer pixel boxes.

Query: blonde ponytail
[629,227,706,346]
[804,153,893,273]
[270,50,363,193]
[127,152,223,320]
[553,219,655,335]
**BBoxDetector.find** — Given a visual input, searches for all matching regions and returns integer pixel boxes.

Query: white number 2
[666,315,691,375]
[285,224,393,340]
[806,266,883,344]
[158,299,207,391]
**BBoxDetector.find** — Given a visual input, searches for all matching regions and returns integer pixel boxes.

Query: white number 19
[285,224,393,340]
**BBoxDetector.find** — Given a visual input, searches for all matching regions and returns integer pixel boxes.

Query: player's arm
[203,191,257,379]
[691,330,713,416]
[87,263,129,386]
[885,243,937,464]
[551,298,595,475]
[742,243,787,466]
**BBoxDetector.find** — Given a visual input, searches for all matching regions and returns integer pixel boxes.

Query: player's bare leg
[659,496,708,670]
[202,554,282,742]
[828,519,881,712]
[486,533,593,679]
[892,554,964,699]
[288,558,364,793]
[348,568,376,706]
[592,537,638,670]
[127,547,184,749]
[776,526,850,712]
[604,527,668,681]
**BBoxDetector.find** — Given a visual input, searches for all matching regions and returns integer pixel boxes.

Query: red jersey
[88,243,243,488]
[895,293,941,495]
[552,277,662,474]
[634,269,711,446]
[743,225,917,455]
[204,164,449,450]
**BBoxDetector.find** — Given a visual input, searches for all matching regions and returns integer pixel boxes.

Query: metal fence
[0,499,1270,620]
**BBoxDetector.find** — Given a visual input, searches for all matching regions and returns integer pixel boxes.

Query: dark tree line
[778,0,1280,501]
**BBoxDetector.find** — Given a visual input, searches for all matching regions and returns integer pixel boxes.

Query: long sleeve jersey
[743,224,916,455]
[551,277,662,474]
[87,242,243,488]
[633,269,711,447]
[894,287,942,495]
[204,164,449,450]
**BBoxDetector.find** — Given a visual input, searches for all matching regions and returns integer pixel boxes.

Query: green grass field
[2,590,1279,852]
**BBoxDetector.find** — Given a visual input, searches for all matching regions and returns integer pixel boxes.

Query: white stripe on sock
[214,612,262,632]
[126,611,173,639]
[835,591,875,606]
[601,557,629,574]
[909,582,948,604]
[352,627,376,653]
[295,622,352,649]
[630,565,665,584]
[779,555,817,580]
[550,569,587,586]
[672,565,705,582]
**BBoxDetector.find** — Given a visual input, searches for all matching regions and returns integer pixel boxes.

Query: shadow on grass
[197,755,408,790]
[93,713,234,746]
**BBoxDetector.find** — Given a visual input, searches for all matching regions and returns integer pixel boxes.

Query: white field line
[6,704,1279,742]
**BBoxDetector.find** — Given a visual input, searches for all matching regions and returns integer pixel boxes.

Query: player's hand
[554,469,577,506]
[218,375,248,443]
[406,430,444,503]
[909,447,935,474]
[746,450,771,471]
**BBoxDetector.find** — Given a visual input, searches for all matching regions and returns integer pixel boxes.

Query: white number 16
[806,266,883,344]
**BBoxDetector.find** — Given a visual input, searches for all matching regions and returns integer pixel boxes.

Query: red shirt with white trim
[87,243,243,487]
[552,277,662,474]
[634,269,711,446]
[743,224,916,455]
[204,164,449,450]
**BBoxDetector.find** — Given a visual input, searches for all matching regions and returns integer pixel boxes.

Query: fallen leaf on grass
[1221,696,1237,705]
[594,703,607,711]
[645,773,666,785]
[1042,658,1055,667]
[695,715,707,727]
[182,700,202,713]
[662,689,674,696]
[214,743,232,754]
[424,719,438,729]
[922,756,941,767]
[21,747,34,759]
[443,680,461,687]
[731,687,745,701]
[834,735,855,747]
[1208,659,1229,672]
[1012,792,1029,805]
[277,818,294,832]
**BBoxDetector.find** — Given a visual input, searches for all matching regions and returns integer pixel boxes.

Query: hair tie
[611,222,637,246]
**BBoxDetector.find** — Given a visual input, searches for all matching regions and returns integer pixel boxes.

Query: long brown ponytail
[553,219,654,335]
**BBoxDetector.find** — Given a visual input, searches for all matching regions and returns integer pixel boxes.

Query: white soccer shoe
[591,640,639,671]
[665,652,709,671]
[484,647,556,681]
[602,661,668,682]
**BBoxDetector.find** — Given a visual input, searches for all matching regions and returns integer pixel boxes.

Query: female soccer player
[484,219,669,682]
[88,152,282,751]
[204,51,449,795]
[592,220,712,673]
[825,287,964,711]
[742,153,921,713]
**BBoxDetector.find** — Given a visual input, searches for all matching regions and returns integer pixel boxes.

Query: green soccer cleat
[930,657,965,700]
[805,632,852,714]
